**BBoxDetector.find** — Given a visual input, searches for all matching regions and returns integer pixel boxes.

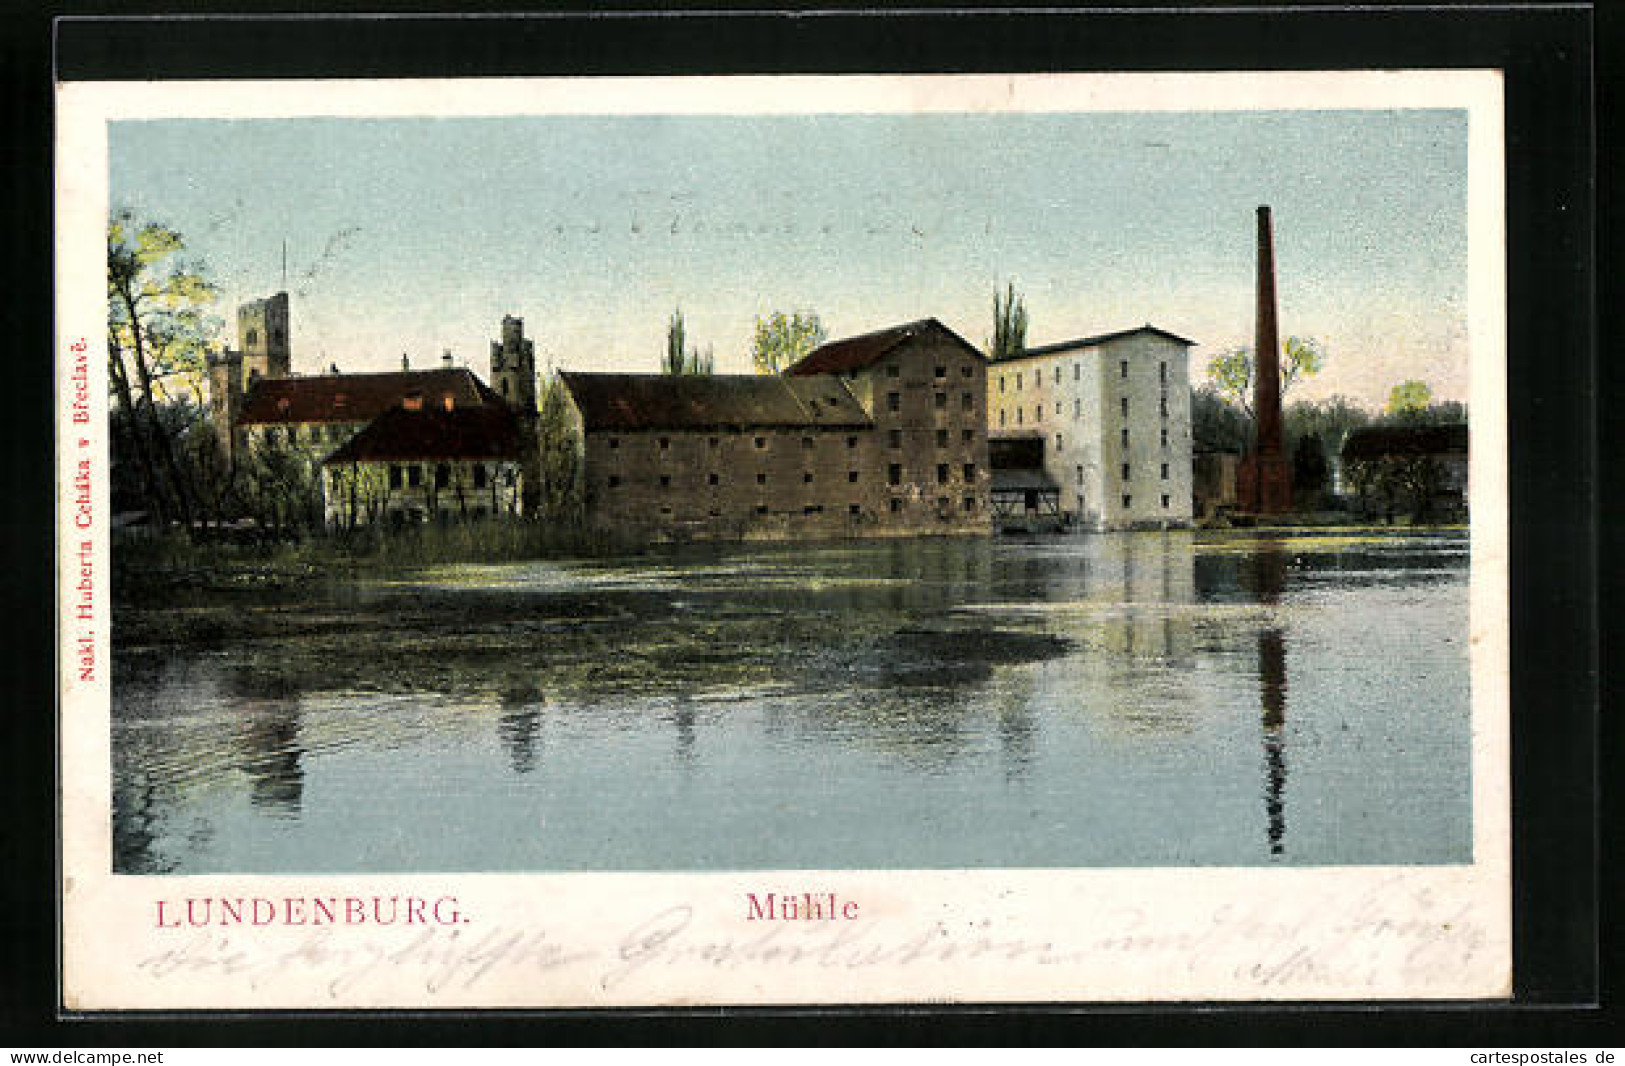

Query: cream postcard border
[56,72,1510,1009]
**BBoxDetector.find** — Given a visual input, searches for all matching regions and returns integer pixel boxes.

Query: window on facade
[1121,463,1131,481]
[1121,397,1130,417]
[660,506,673,517]
[963,462,976,482]
[756,505,769,515]
[962,392,973,411]
[1055,434,1064,452]
[1054,367,1061,384]
[1016,409,1024,425]
[963,495,976,512]
[1161,428,1169,447]
[1121,360,1129,378]
[1162,494,1171,509]
[609,438,620,450]
[887,392,901,412]
[659,437,670,450]
[1035,405,1043,423]
[804,505,823,515]
[708,472,719,485]
[755,437,767,449]
[473,464,488,489]
[1122,427,1130,447]
[848,470,859,483]
[962,365,973,378]
[660,475,671,488]
[890,497,902,513]
[888,463,902,486]
[1160,397,1169,417]
[408,465,422,487]
[962,429,974,443]
[389,464,403,489]
[709,437,720,448]
[803,472,814,484]
[435,464,450,489]
[937,463,950,484]
[1074,399,1082,419]
[1076,465,1084,483]
[999,410,1007,427]
[1123,494,1133,509]
[847,435,859,449]
[937,497,951,513]
[934,365,946,379]
[999,376,1006,393]
[1016,372,1023,390]
[1160,361,1167,383]
[849,503,861,516]
[1161,463,1170,480]
[936,429,948,448]
[709,508,722,518]
[246,329,258,346]
[889,429,902,448]
[802,436,814,449]
[757,473,767,485]
[1074,363,1080,380]
[934,392,947,410]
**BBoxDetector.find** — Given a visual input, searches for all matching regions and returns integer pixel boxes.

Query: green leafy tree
[535,374,583,519]
[1205,336,1326,419]
[1291,432,1330,499]
[1191,385,1252,452]
[987,281,1028,361]
[751,310,826,374]
[107,210,224,528]
[1386,379,1434,421]
[662,308,714,375]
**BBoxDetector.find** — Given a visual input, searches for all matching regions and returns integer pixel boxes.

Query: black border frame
[4,1,1604,1046]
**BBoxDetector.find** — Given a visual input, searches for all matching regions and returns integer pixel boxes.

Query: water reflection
[1249,541,1290,858]
[109,530,1472,872]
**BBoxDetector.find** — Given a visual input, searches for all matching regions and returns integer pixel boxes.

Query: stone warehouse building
[988,325,1195,530]
[558,318,991,541]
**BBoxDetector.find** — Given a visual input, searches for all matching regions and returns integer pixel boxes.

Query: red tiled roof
[784,318,985,377]
[997,324,1197,363]
[557,372,873,432]
[322,404,523,464]
[237,368,499,425]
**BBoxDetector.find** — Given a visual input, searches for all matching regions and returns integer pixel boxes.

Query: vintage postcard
[57,71,1509,1008]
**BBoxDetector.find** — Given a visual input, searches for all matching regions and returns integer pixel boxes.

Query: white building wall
[989,329,1193,531]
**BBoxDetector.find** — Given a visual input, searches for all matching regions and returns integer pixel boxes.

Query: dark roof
[238,368,502,425]
[996,324,1197,363]
[989,435,1046,470]
[992,468,1061,493]
[1341,423,1469,462]
[323,404,522,464]
[558,372,873,432]
[784,318,985,377]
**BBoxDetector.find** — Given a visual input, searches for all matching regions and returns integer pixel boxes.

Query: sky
[110,108,1470,408]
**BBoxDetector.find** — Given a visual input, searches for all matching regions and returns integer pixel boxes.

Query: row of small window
[386,462,506,490]
[607,429,980,453]
[997,396,1170,427]
[655,497,981,519]
[1118,495,1175,510]
[1048,428,1177,452]
[887,361,977,381]
[998,361,1170,391]
[1074,463,1173,483]
[609,463,979,490]
[883,391,974,413]
[259,424,350,447]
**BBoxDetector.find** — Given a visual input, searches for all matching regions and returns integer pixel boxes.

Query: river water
[112,530,1472,873]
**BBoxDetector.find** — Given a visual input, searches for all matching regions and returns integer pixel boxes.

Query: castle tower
[490,315,542,511]
[489,314,538,413]
[238,291,291,382]
[1240,206,1293,514]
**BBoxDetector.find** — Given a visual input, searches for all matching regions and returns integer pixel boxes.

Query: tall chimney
[1244,205,1292,513]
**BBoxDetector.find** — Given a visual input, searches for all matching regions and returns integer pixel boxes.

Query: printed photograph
[104,98,1476,879]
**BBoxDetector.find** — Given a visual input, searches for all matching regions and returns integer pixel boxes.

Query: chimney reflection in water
[1252,545,1289,857]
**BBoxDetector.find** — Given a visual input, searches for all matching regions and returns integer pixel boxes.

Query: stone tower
[489,314,538,413]
[490,315,542,510]
[238,291,291,383]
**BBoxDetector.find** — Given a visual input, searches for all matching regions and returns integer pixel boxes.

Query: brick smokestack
[1242,205,1292,513]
